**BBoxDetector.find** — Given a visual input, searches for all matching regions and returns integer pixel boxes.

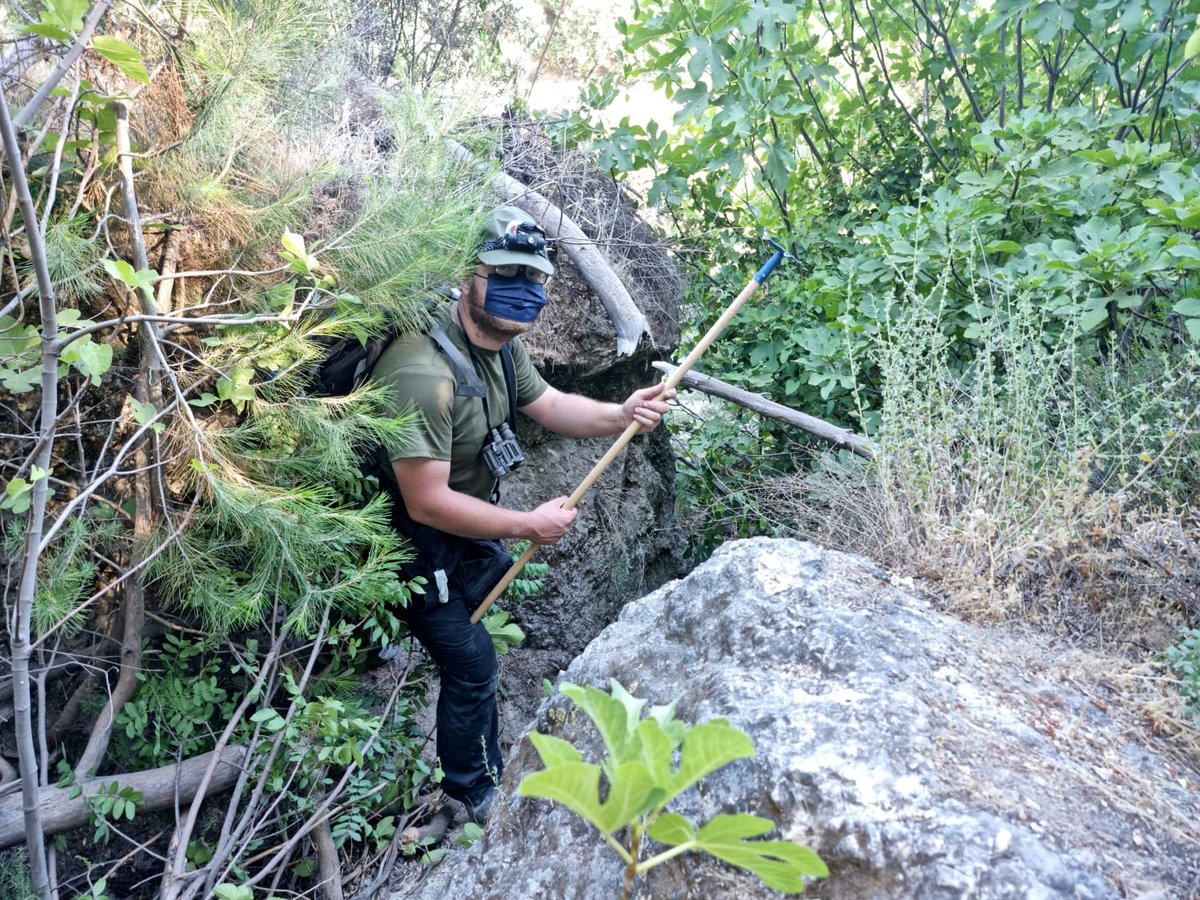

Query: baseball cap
[476,206,555,275]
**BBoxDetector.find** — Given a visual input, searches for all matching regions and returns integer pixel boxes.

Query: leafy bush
[1167,629,1200,717]
[519,680,826,898]
[562,0,1200,571]
[754,264,1199,631]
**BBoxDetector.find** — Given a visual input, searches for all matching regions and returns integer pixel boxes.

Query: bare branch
[12,0,111,130]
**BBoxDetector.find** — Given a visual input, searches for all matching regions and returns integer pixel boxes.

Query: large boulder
[396,538,1200,899]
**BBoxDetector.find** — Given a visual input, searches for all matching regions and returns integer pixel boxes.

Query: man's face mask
[482,270,547,323]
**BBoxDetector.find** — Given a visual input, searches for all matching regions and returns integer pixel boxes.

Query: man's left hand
[622,384,676,433]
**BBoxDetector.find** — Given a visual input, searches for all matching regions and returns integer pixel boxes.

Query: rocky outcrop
[397,538,1200,899]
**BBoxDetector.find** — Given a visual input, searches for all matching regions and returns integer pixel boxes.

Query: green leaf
[91,36,151,84]
[668,718,754,800]
[561,681,642,763]
[1,478,33,514]
[694,814,828,892]
[130,398,157,426]
[188,392,220,408]
[74,341,113,385]
[595,761,661,833]
[631,716,675,785]
[264,281,296,317]
[33,0,88,35]
[1079,303,1110,333]
[57,309,95,328]
[647,811,697,845]
[103,259,157,294]
[1185,28,1200,61]
[528,731,583,767]
[129,397,165,433]
[1172,296,1200,317]
[281,230,307,260]
[25,22,73,41]
[517,762,608,833]
[216,365,256,412]
[986,240,1021,254]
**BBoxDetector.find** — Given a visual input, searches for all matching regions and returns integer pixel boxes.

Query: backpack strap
[500,344,517,429]
[429,313,519,424]
[429,320,486,398]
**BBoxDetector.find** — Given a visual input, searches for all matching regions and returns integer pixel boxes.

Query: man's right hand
[525,496,577,544]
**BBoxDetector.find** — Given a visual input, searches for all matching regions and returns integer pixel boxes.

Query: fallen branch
[652,361,874,460]
[446,140,649,356]
[313,818,345,900]
[0,747,248,849]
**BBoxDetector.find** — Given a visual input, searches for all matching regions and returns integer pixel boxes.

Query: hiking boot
[463,788,495,826]
[415,802,460,846]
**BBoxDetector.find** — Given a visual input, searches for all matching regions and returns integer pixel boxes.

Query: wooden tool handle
[469,252,782,625]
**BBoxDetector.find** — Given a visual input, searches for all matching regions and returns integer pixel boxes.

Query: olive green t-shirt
[371,302,548,501]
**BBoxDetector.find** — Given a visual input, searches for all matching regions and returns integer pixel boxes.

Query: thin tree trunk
[0,79,58,900]
[313,818,346,900]
[999,21,1008,127]
[74,101,157,778]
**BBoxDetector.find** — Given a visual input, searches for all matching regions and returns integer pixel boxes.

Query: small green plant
[56,763,144,845]
[0,848,36,900]
[1167,628,1200,717]
[481,540,548,654]
[507,540,550,601]
[518,680,826,898]
[482,606,525,655]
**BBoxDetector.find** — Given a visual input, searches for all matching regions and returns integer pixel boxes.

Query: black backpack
[307,297,516,423]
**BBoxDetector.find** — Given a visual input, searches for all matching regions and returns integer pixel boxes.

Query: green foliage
[518,680,826,895]
[111,633,247,769]
[506,541,550,601]
[482,607,525,656]
[1167,628,1200,716]
[20,216,104,302]
[1,465,51,515]
[84,782,144,843]
[0,849,36,900]
[57,763,144,845]
[560,0,1200,563]
[481,540,550,654]
[33,515,120,637]
[0,308,113,394]
[249,668,433,852]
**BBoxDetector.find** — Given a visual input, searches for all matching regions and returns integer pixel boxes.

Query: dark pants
[400,592,501,807]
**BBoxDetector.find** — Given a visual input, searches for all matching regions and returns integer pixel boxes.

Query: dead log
[0,746,248,850]
[446,140,649,356]
[653,361,875,460]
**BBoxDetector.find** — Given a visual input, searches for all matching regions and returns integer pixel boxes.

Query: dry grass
[759,448,1198,637]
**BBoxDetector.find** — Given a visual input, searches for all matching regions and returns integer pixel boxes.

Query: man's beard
[463,276,533,343]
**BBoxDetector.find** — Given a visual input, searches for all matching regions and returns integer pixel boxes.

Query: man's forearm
[522,389,626,438]
[408,488,542,541]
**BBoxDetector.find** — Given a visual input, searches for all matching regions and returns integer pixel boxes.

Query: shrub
[519,680,826,898]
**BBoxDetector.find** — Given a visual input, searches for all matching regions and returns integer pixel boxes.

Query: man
[370,205,673,825]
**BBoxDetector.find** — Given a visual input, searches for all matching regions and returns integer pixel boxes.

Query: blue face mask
[482,272,547,323]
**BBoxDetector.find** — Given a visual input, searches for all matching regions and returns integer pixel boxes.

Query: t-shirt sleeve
[377,367,457,461]
[511,339,548,406]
